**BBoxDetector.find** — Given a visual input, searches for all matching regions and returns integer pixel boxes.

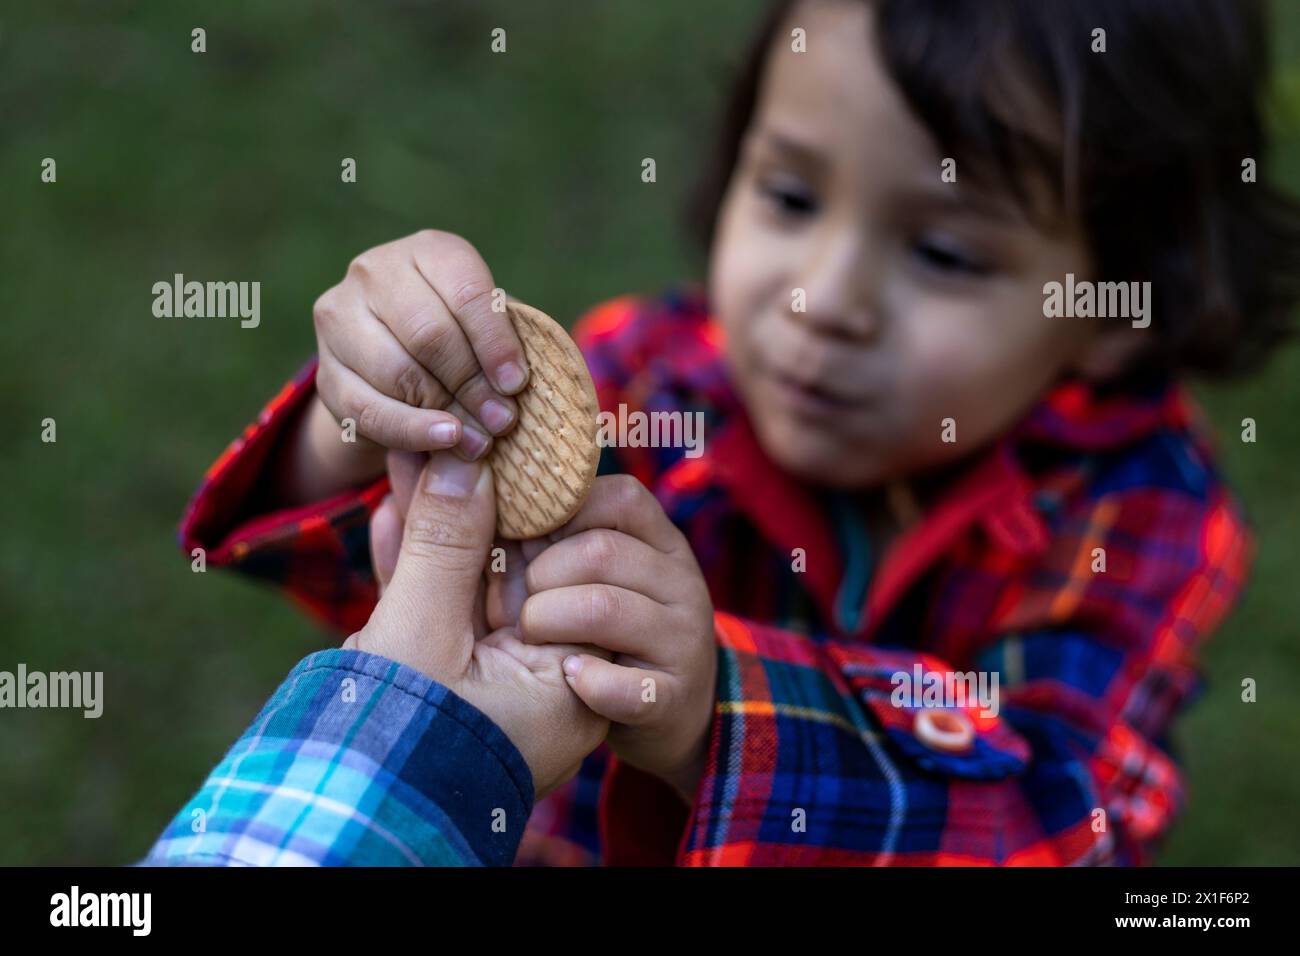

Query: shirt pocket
[827,646,1032,781]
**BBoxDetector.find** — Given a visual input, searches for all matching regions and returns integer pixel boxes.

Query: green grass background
[1,0,1297,864]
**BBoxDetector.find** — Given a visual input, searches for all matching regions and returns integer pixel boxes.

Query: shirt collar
[1010,371,1188,451]
[705,410,1040,639]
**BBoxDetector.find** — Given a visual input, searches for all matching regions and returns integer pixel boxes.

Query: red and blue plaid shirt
[179,284,1252,866]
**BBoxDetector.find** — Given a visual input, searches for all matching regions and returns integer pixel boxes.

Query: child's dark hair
[687,0,1300,380]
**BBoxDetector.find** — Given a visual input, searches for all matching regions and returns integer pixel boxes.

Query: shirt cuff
[178,358,388,568]
[144,649,535,866]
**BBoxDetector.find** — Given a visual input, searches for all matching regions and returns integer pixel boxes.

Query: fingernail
[426,451,481,498]
[563,655,583,677]
[479,399,514,435]
[458,425,492,459]
[428,420,459,446]
[496,361,528,393]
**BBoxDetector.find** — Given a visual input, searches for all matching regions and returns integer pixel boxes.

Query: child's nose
[791,233,880,341]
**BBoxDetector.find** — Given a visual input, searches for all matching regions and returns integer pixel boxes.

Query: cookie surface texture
[490,301,601,539]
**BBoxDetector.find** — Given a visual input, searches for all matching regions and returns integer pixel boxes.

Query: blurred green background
[2,0,1297,865]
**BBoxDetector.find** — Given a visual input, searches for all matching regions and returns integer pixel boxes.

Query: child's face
[708,0,1100,488]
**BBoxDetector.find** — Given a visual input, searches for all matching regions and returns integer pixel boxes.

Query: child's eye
[757,177,819,219]
[912,236,990,277]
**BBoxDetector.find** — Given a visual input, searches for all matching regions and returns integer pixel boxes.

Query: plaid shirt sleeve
[600,484,1251,866]
[142,649,534,866]
[179,359,386,636]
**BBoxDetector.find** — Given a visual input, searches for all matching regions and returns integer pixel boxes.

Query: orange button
[915,709,975,753]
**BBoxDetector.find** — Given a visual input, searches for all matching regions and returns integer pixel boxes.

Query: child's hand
[349,449,610,800]
[312,229,530,457]
[517,475,718,801]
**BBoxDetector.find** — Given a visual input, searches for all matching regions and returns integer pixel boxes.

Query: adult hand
[369,450,542,629]
[346,449,608,798]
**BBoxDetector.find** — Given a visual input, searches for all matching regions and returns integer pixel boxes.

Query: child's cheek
[895,328,1006,454]
[905,326,1043,462]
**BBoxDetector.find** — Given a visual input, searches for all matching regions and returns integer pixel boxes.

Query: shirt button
[915,709,975,753]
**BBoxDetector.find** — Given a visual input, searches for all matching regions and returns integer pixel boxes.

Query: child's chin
[760,420,887,489]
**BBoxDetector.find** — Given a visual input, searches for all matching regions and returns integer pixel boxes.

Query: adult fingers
[365,451,497,679]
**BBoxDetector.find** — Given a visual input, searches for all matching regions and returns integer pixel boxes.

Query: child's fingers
[478,629,613,669]
[485,538,528,630]
[562,655,671,726]
[318,353,467,453]
[369,264,519,440]
[385,449,426,520]
[323,319,494,459]
[519,584,667,656]
[524,529,680,604]
[520,537,550,562]
[408,230,531,396]
[368,494,402,595]
[443,397,493,461]
[549,474,684,555]
[324,298,457,415]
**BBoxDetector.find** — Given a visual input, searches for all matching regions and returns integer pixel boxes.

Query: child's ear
[1070,323,1151,382]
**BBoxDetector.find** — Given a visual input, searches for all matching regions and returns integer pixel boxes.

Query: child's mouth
[768,370,858,417]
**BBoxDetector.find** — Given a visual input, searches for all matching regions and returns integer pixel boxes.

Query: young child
[177,0,1299,865]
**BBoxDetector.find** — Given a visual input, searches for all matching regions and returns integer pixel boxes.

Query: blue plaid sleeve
[142,649,535,866]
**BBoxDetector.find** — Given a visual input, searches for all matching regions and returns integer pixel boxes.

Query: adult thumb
[373,450,496,666]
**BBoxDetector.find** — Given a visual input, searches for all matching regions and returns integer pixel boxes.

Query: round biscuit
[490,301,601,539]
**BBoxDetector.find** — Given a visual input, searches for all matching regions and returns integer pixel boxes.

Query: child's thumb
[380,450,496,646]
